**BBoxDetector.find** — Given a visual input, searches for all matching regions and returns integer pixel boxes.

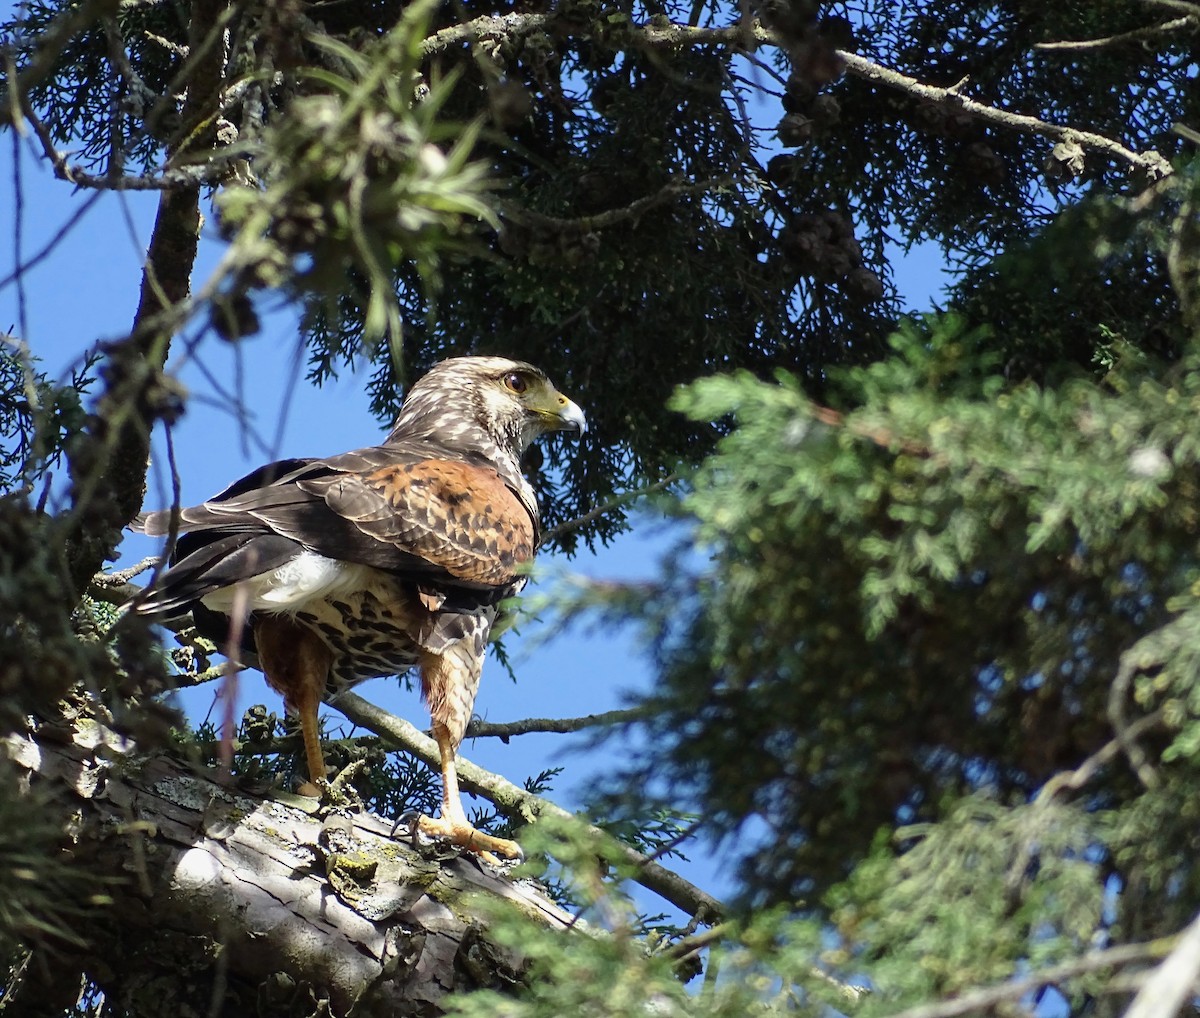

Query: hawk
[133,356,586,861]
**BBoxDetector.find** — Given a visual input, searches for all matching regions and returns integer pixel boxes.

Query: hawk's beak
[551,394,587,436]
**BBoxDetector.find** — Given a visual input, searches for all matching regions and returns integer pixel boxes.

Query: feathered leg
[418,646,522,862]
[255,614,332,793]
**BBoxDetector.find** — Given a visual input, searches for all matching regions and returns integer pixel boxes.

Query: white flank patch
[200,550,383,614]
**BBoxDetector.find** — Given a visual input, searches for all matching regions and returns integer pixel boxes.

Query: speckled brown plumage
[132,356,585,861]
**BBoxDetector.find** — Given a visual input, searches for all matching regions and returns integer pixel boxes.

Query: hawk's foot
[417,815,524,865]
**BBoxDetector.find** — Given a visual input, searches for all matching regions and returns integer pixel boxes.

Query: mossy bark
[4,717,574,1017]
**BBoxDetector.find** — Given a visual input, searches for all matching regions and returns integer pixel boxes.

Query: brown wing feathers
[134,448,536,616]
[307,460,535,586]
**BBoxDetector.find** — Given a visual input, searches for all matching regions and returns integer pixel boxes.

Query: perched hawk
[133,356,586,861]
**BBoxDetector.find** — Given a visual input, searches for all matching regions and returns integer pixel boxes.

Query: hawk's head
[387,356,586,456]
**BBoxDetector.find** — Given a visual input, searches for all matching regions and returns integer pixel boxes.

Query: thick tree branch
[3,715,575,1015]
[335,692,727,922]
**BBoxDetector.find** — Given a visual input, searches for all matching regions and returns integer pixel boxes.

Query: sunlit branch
[881,938,1173,1018]
[336,691,727,921]
[420,11,1174,184]
[90,557,159,588]
[1033,14,1197,51]
[16,92,227,191]
[1122,910,1200,1018]
[192,707,648,759]
[466,709,646,739]
[835,49,1173,181]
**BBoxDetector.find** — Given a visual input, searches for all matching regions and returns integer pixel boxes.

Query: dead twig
[1034,14,1197,52]
[881,938,1174,1018]
[835,49,1173,182]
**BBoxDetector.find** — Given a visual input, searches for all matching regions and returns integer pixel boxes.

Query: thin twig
[1107,640,1165,791]
[663,921,730,959]
[0,188,105,291]
[880,938,1173,1018]
[91,556,159,587]
[0,0,123,129]
[1004,706,1164,908]
[499,179,730,236]
[1035,709,1164,806]
[544,474,679,544]
[1142,0,1200,17]
[836,49,1173,181]
[1034,14,1196,51]
[466,708,646,740]
[192,703,643,761]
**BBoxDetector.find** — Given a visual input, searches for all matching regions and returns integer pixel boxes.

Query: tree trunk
[4,715,574,1017]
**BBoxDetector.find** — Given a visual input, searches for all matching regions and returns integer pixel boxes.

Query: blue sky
[2,109,951,918]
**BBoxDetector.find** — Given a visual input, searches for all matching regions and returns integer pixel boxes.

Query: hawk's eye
[504,372,528,394]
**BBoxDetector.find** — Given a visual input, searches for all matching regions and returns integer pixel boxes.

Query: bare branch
[0,0,122,129]
[835,49,1174,182]
[90,556,159,587]
[419,11,768,58]
[335,691,727,921]
[544,474,679,544]
[4,714,578,1014]
[1034,14,1197,51]
[1122,910,1200,1018]
[418,11,1174,185]
[1036,710,1164,806]
[466,708,646,740]
[1107,636,1169,790]
[421,11,552,56]
[14,93,228,190]
[881,939,1173,1018]
[142,29,190,59]
[663,921,731,960]
[499,181,730,236]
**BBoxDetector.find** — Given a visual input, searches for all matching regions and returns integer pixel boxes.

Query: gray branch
[835,49,1173,182]
[1122,910,1200,1018]
[881,939,1173,1018]
[3,714,577,1014]
[465,708,645,740]
[1033,14,1197,51]
[417,12,1173,183]
[335,692,727,922]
